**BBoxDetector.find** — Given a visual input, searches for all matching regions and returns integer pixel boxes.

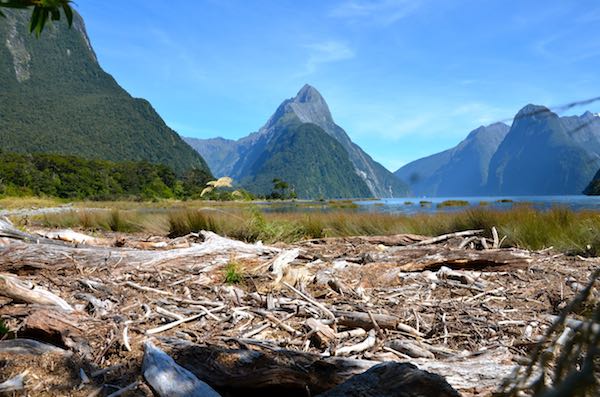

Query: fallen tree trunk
[317,362,460,397]
[0,230,279,270]
[371,247,532,272]
[162,340,378,395]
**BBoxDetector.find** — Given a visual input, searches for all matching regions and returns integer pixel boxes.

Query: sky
[76,0,600,171]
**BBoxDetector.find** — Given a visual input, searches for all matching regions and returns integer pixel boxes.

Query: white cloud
[451,102,509,125]
[330,0,423,25]
[300,40,355,75]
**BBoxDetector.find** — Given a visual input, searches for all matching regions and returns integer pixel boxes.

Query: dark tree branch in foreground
[0,0,73,36]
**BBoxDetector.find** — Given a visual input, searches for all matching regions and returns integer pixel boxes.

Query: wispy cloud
[330,0,422,25]
[299,40,355,75]
[451,102,509,125]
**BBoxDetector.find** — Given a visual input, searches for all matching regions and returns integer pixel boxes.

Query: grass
[224,261,244,284]
[0,196,66,210]
[0,319,8,336]
[24,203,600,256]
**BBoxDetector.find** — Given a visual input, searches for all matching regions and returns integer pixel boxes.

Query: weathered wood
[335,330,376,356]
[163,340,378,395]
[0,338,67,355]
[410,230,484,247]
[0,230,279,270]
[143,340,221,397]
[317,362,461,397]
[0,273,74,312]
[0,371,27,393]
[333,310,399,330]
[373,248,532,272]
[386,339,435,359]
[306,318,336,347]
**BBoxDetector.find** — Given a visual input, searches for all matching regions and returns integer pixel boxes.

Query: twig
[283,282,336,322]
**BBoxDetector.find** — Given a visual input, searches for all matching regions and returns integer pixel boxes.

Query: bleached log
[0,371,27,393]
[0,273,74,312]
[410,230,484,247]
[0,231,279,270]
[335,330,376,356]
[143,340,221,397]
[37,229,98,245]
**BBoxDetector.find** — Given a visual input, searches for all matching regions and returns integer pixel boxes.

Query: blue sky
[76,0,600,171]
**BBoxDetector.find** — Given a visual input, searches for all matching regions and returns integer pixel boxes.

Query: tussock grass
[37,209,142,233]
[26,204,600,255]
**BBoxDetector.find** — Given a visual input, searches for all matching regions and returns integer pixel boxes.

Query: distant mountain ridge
[0,9,211,177]
[486,106,600,195]
[186,85,408,198]
[395,123,510,196]
[395,106,600,196]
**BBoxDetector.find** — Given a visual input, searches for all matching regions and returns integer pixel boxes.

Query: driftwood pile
[0,217,598,396]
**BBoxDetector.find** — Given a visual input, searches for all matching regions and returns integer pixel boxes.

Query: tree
[272,178,289,198]
[0,0,74,36]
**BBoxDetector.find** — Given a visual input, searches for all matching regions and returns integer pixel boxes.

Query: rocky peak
[286,84,333,126]
[514,104,554,122]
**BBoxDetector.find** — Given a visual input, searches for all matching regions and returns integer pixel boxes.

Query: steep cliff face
[0,9,211,176]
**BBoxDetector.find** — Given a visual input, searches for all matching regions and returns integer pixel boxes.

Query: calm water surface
[262,196,600,214]
[354,196,600,215]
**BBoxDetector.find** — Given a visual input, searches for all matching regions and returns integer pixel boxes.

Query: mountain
[186,85,408,198]
[185,137,239,177]
[486,105,600,195]
[394,123,510,196]
[0,9,211,177]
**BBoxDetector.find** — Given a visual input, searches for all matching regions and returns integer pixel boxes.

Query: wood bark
[317,362,460,397]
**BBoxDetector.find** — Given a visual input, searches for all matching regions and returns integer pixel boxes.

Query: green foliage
[0,0,74,36]
[224,261,243,284]
[0,318,8,336]
[0,152,211,201]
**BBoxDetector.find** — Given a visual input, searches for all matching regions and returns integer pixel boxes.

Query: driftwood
[163,340,379,394]
[0,273,74,312]
[317,362,460,397]
[143,340,221,397]
[0,338,67,355]
[409,229,484,246]
[333,310,399,330]
[372,247,532,272]
[0,230,278,270]
[0,372,27,393]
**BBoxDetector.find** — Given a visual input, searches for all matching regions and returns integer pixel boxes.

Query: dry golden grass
[26,204,600,255]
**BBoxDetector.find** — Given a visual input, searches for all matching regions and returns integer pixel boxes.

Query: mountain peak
[294,84,325,103]
[515,104,553,121]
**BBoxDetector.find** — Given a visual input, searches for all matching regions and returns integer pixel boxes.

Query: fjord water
[354,196,600,215]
